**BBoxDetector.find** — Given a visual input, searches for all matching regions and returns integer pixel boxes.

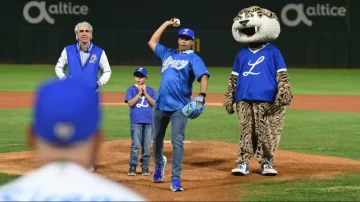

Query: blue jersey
[232,43,287,102]
[154,43,210,111]
[125,85,157,124]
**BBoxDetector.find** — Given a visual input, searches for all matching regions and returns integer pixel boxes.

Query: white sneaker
[261,164,277,176]
[231,163,249,176]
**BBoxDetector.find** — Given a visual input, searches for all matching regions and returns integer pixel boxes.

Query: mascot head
[232,6,280,44]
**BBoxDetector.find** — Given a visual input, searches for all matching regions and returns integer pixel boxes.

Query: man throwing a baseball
[55,21,112,92]
[148,18,210,192]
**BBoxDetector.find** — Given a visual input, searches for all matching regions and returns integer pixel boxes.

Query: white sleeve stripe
[231,71,239,76]
[277,68,287,72]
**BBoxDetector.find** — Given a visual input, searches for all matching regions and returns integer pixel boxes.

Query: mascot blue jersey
[232,43,287,102]
[154,43,210,111]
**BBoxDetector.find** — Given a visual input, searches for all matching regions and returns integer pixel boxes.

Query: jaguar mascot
[224,6,293,176]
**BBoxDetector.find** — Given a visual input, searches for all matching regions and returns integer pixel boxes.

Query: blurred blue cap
[178,28,195,40]
[33,78,101,146]
[133,67,148,77]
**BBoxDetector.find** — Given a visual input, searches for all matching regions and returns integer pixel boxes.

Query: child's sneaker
[142,167,150,176]
[128,166,136,176]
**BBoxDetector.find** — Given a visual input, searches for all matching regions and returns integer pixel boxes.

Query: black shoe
[128,166,136,176]
[142,167,150,176]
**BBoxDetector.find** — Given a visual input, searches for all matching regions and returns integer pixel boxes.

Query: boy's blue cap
[133,67,148,77]
[33,79,101,146]
[178,28,195,40]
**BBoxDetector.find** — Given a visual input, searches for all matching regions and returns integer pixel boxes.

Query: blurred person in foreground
[0,79,147,201]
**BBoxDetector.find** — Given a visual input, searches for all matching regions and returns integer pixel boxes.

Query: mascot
[224,6,293,176]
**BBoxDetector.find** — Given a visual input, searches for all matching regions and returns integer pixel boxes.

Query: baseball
[174,18,181,25]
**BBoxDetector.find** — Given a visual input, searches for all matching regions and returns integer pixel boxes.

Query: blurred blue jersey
[154,43,210,111]
[232,43,287,102]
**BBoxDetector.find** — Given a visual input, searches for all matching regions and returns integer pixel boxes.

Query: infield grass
[0,65,359,95]
[239,172,360,201]
[1,107,360,159]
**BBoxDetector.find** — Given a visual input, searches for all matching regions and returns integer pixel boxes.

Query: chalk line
[101,102,223,107]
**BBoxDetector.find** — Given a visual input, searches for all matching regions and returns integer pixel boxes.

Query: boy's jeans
[129,123,153,168]
[152,108,188,179]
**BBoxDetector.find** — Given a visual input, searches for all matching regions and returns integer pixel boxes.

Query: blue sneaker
[153,155,167,183]
[170,177,184,192]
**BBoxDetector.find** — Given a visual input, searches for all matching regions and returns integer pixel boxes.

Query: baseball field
[1,65,360,201]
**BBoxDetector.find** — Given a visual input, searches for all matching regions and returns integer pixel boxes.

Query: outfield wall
[0,0,358,68]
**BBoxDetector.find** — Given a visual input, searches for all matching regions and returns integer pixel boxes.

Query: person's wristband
[199,92,206,98]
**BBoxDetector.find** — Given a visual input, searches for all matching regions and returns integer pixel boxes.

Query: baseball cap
[133,67,148,77]
[32,78,101,146]
[178,28,195,40]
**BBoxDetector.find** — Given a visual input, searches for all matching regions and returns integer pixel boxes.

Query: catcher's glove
[182,96,205,119]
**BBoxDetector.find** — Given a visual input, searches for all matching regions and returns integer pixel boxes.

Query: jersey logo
[243,56,264,76]
[162,56,189,72]
[89,54,97,63]
[136,96,149,108]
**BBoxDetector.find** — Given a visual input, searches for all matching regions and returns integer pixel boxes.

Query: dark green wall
[0,0,359,68]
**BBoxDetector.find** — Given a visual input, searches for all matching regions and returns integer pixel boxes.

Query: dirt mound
[1,140,360,201]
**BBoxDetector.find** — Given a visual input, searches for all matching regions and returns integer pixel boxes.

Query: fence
[0,0,358,68]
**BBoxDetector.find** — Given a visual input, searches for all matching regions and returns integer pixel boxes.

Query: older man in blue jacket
[55,21,112,92]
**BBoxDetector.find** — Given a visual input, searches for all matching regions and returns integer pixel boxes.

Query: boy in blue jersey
[148,18,210,191]
[125,67,157,176]
[224,6,293,176]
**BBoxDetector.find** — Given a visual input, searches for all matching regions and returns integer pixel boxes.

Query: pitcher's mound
[1,140,360,201]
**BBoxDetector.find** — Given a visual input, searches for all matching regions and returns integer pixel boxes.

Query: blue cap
[33,78,101,146]
[178,28,195,40]
[133,67,148,77]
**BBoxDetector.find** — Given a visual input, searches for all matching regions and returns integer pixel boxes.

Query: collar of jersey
[177,50,194,54]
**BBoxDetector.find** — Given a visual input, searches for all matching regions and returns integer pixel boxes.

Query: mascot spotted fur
[224,6,293,176]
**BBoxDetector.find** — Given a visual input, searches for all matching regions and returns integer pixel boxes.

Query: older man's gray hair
[74,21,93,40]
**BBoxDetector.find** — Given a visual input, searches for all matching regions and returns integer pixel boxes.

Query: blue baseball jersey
[125,85,157,124]
[232,43,287,102]
[154,43,210,111]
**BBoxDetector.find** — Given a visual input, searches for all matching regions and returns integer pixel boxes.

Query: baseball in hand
[174,18,181,25]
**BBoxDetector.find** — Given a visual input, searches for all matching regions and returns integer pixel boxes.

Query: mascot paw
[274,87,293,106]
[224,91,235,115]
[223,102,235,114]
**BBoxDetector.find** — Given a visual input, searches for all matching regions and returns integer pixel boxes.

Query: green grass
[0,65,359,95]
[1,107,360,159]
[0,174,19,185]
[1,65,360,200]
[1,106,360,201]
[239,172,360,201]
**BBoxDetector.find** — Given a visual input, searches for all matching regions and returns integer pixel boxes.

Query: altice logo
[281,3,347,27]
[23,1,89,24]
